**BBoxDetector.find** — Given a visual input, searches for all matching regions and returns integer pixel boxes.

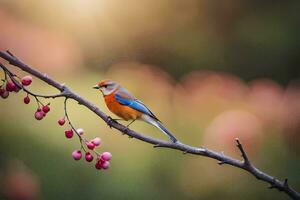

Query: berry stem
[64,97,100,157]
[64,98,81,137]
[34,96,43,108]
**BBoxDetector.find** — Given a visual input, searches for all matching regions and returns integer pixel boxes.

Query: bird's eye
[104,85,108,88]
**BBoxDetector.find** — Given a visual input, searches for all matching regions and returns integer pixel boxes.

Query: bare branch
[0,51,299,200]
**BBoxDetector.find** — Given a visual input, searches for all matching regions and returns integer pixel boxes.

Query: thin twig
[0,51,299,200]
[235,138,250,166]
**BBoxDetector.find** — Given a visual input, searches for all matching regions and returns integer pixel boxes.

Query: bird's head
[93,79,119,95]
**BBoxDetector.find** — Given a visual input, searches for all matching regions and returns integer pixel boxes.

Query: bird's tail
[141,115,178,143]
[156,121,178,143]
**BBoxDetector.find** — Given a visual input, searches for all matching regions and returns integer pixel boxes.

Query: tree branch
[0,51,299,200]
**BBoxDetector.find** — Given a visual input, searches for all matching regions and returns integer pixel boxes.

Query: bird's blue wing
[115,92,159,121]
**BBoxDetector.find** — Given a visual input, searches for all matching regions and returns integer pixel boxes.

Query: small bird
[93,79,178,143]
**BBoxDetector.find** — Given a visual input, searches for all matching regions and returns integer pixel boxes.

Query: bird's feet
[126,119,136,128]
[107,116,118,128]
[121,120,135,133]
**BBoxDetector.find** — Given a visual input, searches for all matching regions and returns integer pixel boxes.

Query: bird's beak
[93,85,100,89]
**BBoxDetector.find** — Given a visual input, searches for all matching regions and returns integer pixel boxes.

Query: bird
[93,79,178,143]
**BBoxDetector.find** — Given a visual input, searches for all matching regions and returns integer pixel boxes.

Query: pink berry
[101,161,110,170]
[95,159,110,170]
[85,152,93,162]
[6,81,16,92]
[0,89,9,99]
[76,128,84,135]
[91,137,101,146]
[65,129,73,139]
[34,111,44,120]
[58,118,65,126]
[100,152,112,161]
[21,76,32,86]
[24,96,30,104]
[72,150,82,160]
[86,142,95,150]
[42,105,50,113]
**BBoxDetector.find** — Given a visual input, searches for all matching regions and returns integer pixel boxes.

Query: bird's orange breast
[104,93,142,121]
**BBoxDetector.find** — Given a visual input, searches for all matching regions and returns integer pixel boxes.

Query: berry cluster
[9,75,52,121]
[1,69,112,171]
[58,120,112,170]
[34,104,51,120]
[0,76,31,98]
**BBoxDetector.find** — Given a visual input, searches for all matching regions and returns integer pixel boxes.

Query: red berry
[24,96,30,104]
[35,111,44,120]
[65,129,73,139]
[85,152,94,162]
[14,85,21,93]
[72,150,82,160]
[100,152,112,161]
[97,158,105,164]
[86,142,95,150]
[58,118,65,126]
[95,161,102,170]
[0,89,9,99]
[6,81,16,92]
[21,76,32,86]
[91,137,101,146]
[42,105,50,113]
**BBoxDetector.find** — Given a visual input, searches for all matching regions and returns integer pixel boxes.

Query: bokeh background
[0,0,300,199]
